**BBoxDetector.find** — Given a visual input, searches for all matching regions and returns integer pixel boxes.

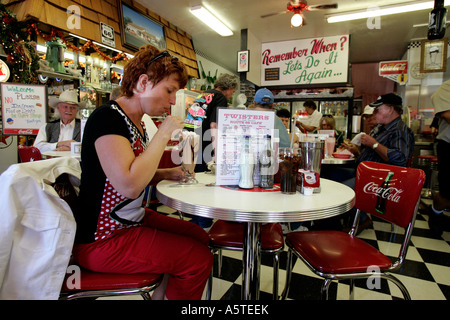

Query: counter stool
[417,155,434,198]
[430,156,439,193]
[207,221,284,300]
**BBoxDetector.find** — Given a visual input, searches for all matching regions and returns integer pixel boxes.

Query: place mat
[221,184,280,192]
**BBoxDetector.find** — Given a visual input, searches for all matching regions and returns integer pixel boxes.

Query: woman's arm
[95,116,184,199]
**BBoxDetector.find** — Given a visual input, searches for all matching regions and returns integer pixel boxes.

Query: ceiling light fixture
[190,5,233,36]
[326,0,450,23]
[291,13,303,27]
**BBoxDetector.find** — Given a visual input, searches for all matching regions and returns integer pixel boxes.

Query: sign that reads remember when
[1,83,47,135]
[261,35,349,86]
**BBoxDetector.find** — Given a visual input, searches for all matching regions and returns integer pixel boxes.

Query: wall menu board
[1,83,47,135]
[261,34,349,87]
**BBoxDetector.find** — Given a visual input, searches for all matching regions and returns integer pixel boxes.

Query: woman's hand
[150,166,187,185]
[157,116,185,141]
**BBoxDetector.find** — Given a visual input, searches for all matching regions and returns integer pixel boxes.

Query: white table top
[156,173,355,223]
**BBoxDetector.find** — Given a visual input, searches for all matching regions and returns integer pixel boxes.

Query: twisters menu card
[216,108,275,185]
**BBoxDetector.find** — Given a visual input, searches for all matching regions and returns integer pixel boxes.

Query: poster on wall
[261,35,349,87]
[216,108,275,186]
[1,83,47,135]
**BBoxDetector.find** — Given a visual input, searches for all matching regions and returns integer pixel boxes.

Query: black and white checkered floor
[102,199,450,300]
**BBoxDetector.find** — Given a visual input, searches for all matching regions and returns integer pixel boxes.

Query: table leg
[242,222,261,300]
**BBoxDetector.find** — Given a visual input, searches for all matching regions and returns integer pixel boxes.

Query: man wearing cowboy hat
[34,89,81,152]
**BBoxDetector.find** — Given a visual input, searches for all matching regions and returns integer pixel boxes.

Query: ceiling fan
[261,1,338,27]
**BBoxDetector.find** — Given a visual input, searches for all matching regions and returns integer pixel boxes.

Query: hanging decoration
[0,4,40,84]
[28,24,129,63]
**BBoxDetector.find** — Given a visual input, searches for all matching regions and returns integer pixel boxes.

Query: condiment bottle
[259,134,274,189]
[238,135,255,189]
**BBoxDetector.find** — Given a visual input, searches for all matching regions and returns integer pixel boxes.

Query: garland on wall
[0,4,40,84]
[28,24,130,63]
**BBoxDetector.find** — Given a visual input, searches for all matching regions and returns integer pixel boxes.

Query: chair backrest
[18,145,42,162]
[355,161,425,228]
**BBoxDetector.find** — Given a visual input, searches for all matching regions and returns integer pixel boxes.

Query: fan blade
[261,10,288,18]
[308,3,338,11]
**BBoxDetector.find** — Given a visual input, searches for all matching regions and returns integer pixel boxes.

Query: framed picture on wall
[119,1,166,51]
[237,50,249,72]
[420,38,448,73]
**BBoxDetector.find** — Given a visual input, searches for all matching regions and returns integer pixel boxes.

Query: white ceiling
[136,0,448,73]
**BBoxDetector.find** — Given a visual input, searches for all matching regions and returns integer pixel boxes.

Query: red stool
[207,221,284,300]
[60,265,163,300]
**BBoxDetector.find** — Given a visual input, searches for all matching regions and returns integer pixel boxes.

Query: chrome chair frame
[281,203,418,300]
[281,161,424,300]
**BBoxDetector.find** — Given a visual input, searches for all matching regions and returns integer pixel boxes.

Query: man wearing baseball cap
[34,89,81,153]
[253,88,291,148]
[338,93,414,234]
[357,93,414,167]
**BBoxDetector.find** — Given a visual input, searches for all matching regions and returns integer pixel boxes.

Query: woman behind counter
[73,45,213,300]
[319,115,345,147]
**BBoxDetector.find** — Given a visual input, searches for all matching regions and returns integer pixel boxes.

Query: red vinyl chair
[207,221,284,300]
[59,267,163,300]
[18,145,42,162]
[53,174,163,300]
[281,161,425,300]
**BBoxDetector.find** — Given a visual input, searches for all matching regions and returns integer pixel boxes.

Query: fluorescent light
[326,0,450,23]
[190,5,233,36]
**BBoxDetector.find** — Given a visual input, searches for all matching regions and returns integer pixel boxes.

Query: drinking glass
[178,131,199,185]
[278,147,301,194]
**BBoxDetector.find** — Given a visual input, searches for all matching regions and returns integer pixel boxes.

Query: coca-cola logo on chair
[362,171,403,215]
[363,182,404,203]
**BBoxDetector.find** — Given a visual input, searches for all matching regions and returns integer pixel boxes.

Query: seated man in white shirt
[295,99,322,133]
[33,89,81,152]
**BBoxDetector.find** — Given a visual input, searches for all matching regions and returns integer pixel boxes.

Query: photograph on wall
[420,38,448,73]
[238,50,249,72]
[120,1,166,51]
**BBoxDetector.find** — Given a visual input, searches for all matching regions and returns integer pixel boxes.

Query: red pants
[73,209,213,300]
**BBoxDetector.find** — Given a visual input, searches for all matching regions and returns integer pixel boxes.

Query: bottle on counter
[259,134,274,189]
[238,135,255,189]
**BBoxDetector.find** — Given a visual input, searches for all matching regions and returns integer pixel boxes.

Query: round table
[156,173,355,300]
